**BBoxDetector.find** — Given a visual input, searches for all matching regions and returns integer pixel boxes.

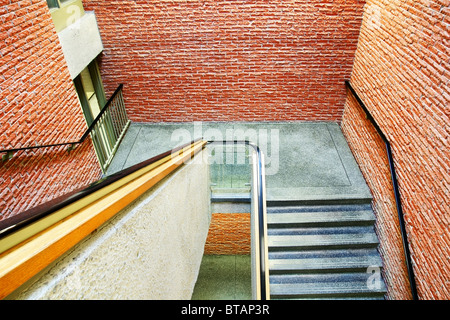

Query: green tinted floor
[191,255,252,300]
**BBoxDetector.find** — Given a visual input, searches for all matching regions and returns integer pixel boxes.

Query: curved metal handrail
[207,140,269,300]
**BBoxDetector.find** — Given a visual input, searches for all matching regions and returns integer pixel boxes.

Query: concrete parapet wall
[11,150,211,300]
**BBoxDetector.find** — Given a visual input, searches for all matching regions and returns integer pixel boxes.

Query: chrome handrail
[207,140,270,300]
[345,80,418,300]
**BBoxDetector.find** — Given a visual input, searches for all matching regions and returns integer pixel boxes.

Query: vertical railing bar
[105,111,117,150]
[117,96,125,131]
[119,90,128,129]
[109,97,118,133]
[111,99,120,139]
[113,91,123,130]
[99,116,113,160]
[91,129,105,167]
[97,125,109,164]
[103,109,114,146]
[97,117,109,155]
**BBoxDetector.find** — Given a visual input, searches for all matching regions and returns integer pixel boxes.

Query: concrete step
[265,201,386,299]
[268,226,379,251]
[269,248,383,274]
[267,204,375,227]
[268,233,379,251]
[210,192,251,203]
[266,197,373,207]
[270,273,387,299]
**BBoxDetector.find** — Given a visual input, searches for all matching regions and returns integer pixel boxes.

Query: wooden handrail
[0,139,206,299]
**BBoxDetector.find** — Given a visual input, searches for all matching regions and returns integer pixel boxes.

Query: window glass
[46,0,59,8]
[79,67,101,117]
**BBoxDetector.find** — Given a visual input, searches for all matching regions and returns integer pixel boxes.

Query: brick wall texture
[342,92,413,300]
[341,0,449,299]
[0,0,102,220]
[84,0,365,122]
[1,0,449,301]
[204,213,250,255]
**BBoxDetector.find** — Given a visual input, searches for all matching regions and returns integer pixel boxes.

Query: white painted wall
[11,150,211,300]
[58,11,104,79]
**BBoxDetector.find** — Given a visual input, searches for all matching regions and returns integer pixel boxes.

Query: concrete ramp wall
[11,150,210,300]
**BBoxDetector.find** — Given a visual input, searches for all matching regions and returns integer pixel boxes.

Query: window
[46,0,74,9]
[74,60,107,125]
[46,0,59,8]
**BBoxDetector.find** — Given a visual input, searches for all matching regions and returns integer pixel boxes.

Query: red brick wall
[84,0,365,122]
[204,213,250,255]
[0,1,102,220]
[342,0,449,299]
[342,92,413,300]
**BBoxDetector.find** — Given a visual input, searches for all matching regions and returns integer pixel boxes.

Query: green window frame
[74,60,107,126]
[46,0,59,8]
[46,0,73,9]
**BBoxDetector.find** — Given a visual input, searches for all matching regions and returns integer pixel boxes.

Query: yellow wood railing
[0,140,206,299]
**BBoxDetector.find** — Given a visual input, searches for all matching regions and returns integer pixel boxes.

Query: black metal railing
[88,84,130,171]
[0,138,202,238]
[207,140,269,300]
[345,80,418,300]
[1,84,129,172]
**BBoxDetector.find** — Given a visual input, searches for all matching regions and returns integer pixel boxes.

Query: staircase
[267,201,387,300]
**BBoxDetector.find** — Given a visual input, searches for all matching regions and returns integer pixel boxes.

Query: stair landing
[264,122,371,204]
[105,122,386,299]
[106,122,371,203]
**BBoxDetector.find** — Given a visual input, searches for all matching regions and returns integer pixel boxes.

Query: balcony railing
[89,84,130,172]
[0,84,129,173]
